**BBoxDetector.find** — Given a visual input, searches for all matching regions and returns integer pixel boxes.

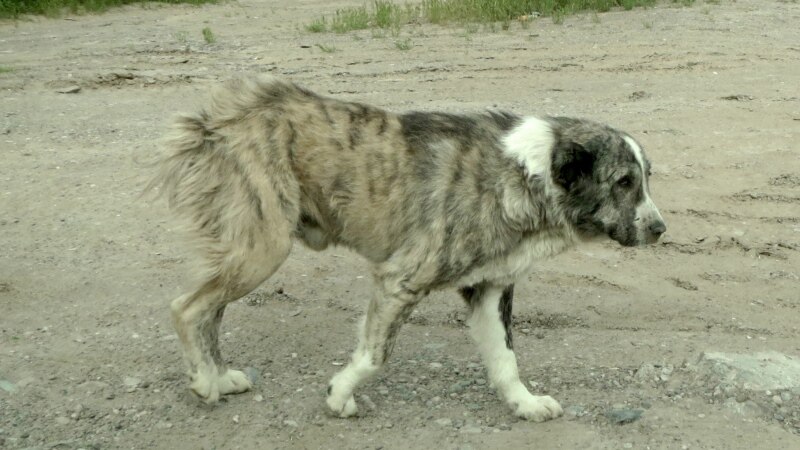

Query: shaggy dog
[148,75,665,421]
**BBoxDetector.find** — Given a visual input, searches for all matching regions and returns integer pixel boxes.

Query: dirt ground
[1,0,799,448]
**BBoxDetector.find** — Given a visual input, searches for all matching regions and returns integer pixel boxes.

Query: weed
[332,6,371,33]
[306,17,327,33]
[301,0,693,35]
[0,66,13,74]
[1,0,218,19]
[173,31,188,44]
[202,27,216,44]
[315,43,337,53]
[394,38,412,50]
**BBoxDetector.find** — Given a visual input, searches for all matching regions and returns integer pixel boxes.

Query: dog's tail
[142,111,212,206]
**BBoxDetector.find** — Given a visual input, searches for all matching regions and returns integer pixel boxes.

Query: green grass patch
[394,37,413,50]
[0,0,218,19]
[201,26,215,43]
[315,43,337,53]
[0,66,13,74]
[306,0,665,32]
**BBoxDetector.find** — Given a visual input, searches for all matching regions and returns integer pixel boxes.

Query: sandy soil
[1,0,799,448]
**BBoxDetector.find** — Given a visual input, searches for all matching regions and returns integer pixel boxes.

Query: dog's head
[548,117,665,247]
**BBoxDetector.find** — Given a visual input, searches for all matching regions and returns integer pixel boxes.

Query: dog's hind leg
[326,277,422,417]
[171,229,293,403]
[460,282,563,422]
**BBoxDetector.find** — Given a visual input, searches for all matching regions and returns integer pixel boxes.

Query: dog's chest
[456,228,577,287]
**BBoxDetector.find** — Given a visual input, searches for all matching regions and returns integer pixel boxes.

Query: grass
[0,0,217,19]
[306,0,670,33]
[315,43,337,53]
[394,37,413,50]
[201,26,215,44]
[0,66,13,74]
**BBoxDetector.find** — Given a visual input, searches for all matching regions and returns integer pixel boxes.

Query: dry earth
[1,0,799,448]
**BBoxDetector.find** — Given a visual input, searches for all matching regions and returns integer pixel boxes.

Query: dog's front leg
[326,279,421,418]
[461,282,563,422]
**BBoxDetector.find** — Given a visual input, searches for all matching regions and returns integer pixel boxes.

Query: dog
[147,75,665,422]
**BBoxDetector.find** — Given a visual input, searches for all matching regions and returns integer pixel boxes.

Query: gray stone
[605,408,644,424]
[56,85,81,94]
[244,367,260,384]
[282,419,299,427]
[359,394,377,410]
[0,379,16,393]
[723,398,764,417]
[564,405,586,420]
[698,351,800,392]
[435,418,453,427]
[55,416,70,425]
[460,425,483,434]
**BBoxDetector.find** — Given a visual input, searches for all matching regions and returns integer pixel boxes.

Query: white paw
[511,394,563,422]
[189,368,252,403]
[326,390,358,418]
[218,369,253,395]
[190,372,220,404]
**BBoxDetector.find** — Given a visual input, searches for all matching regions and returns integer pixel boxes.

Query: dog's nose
[649,220,666,237]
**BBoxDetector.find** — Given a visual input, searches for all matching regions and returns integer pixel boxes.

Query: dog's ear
[552,141,595,190]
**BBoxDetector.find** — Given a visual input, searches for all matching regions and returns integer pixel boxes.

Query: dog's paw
[189,368,252,403]
[511,394,563,422]
[218,369,253,395]
[190,373,221,404]
[326,390,358,418]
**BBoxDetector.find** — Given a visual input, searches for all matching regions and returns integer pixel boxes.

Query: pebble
[623,444,633,449]
[460,425,483,434]
[123,377,140,392]
[605,408,644,424]
[253,394,264,402]
[55,417,70,425]
[244,367,260,384]
[283,419,298,427]
[360,394,377,410]
[435,418,453,427]
[772,395,783,405]
[0,380,17,393]
[780,391,792,402]
[428,362,443,370]
[564,405,585,420]
[448,380,472,394]
[56,86,81,94]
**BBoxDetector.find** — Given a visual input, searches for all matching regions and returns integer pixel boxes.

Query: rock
[435,418,453,427]
[605,408,644,424]
[253,394,264,402]
[447,381,471,394]
[564,405,586,420]
[698,351,800,392]
[55,416,70,425]
[780,391,792,403]
[244,367,260,384]
[460,425,483,434]
[123,377,140,392]
[772,395,783,405]
[428,362,443,370]
[359,394,377,410]
[283,419,299,427]
[0,379,17,393]
[723,398,764,417]
[56,85,81,94]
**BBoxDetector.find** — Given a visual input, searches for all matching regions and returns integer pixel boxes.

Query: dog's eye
[617,176,633,188]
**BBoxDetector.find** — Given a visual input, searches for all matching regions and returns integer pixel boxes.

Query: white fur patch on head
[623,136,649,191]
[624,135,665,240]
[502,117,555,181]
